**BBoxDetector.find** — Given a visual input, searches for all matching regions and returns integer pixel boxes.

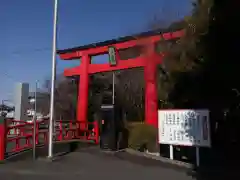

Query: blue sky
[0,0,192,102]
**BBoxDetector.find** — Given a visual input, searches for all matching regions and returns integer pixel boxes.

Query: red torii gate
[57,29,183,128]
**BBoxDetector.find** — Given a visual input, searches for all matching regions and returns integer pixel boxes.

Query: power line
[3,47,52,56]
[0,72,16,81]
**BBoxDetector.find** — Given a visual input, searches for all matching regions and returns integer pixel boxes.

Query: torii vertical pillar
[77,55,90,129]
[144,46,159,127]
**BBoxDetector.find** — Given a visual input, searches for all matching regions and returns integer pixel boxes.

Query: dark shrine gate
[57,29,183,128]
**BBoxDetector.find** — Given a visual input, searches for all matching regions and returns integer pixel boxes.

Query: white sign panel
[158,109,211,147]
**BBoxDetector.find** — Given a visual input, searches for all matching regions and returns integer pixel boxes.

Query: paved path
[0,147,195,180]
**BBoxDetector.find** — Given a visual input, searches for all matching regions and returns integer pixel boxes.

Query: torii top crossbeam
[57,28,184,128]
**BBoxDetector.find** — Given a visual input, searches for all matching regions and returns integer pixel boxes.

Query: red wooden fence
[0,117,99,161]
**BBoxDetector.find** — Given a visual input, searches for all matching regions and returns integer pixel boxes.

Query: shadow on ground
[188,146,240,179]
[4,141,97,162]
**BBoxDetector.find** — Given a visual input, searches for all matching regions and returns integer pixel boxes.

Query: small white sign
[158,109,211,147]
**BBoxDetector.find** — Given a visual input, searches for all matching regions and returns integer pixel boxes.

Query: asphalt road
[0,147,195,180]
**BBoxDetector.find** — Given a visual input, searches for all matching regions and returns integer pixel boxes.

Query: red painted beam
[63,54,164,76]
[64,66,82,76]
[59,30,184,60]
[88,56,146,74]
[60,52,79,60]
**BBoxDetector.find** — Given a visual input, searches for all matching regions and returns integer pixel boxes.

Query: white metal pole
[33,80,38,160]
[48,0,58,158]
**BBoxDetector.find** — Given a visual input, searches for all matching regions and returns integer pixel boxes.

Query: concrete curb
[124,148,194,169]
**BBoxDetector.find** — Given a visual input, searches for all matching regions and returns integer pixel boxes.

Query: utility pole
[0,100,3,117]
[33,80,38,160]
[48,0,58,158]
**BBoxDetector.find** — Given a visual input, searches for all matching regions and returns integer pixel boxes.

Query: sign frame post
[196,146,200,167]
[169,144,174,160]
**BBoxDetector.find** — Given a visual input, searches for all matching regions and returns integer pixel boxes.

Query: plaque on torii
[57,29,183,129]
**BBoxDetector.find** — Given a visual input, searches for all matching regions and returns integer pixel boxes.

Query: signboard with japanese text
[108,46,117,66]
[158,109,211,147]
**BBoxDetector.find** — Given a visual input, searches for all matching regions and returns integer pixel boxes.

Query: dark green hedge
[128,123,159,152]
